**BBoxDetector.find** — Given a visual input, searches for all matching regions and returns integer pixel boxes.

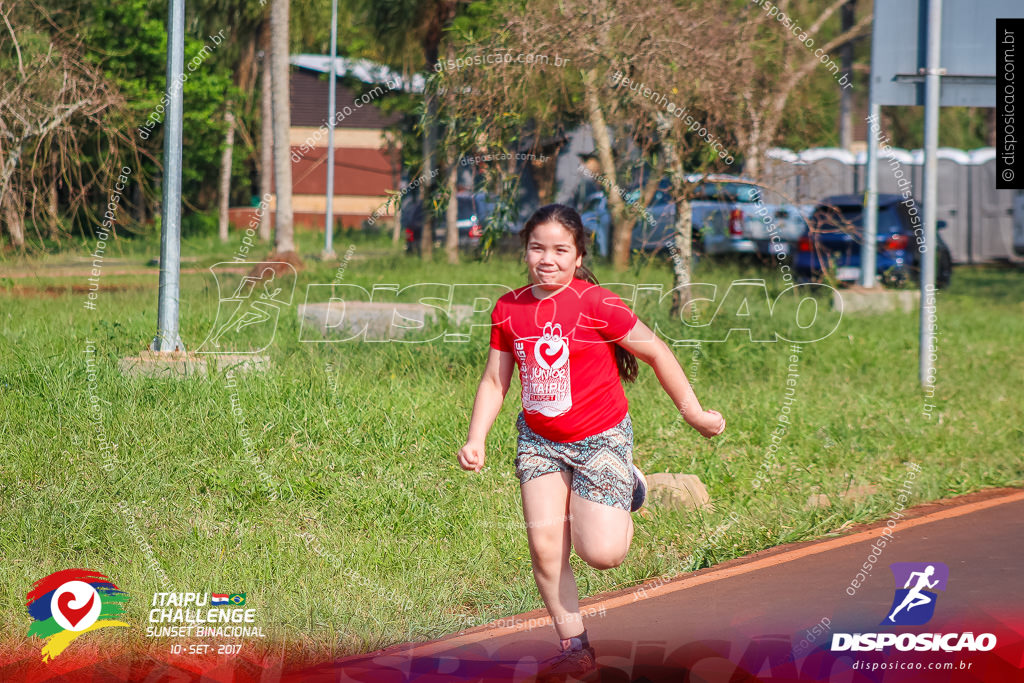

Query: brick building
[232,55,417,232]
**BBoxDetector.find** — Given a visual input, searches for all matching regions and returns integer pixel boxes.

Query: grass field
[1,229,1022,660]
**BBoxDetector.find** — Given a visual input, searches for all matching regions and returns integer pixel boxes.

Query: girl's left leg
[521,470,585,640]
[569,493,634,570]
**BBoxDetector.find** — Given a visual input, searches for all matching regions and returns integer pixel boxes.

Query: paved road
[293,488,1024,683]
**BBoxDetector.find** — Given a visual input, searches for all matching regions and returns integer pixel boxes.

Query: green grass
[1,229,1022,660]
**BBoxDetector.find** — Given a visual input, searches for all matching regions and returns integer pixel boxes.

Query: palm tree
[270,0,295,254]
[192,0,270,244]
[355,0,460,260]
[198,0,274,245]
[258,18,273,242]
[217,106,235,242]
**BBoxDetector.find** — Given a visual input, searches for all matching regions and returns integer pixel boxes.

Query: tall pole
[920,0,943,386]
[152,0,185,352]
[861,0,880,288]
[323,0,338,259]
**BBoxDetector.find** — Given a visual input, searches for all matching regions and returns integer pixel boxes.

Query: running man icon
[207,269,285,345]
[888,565,940,622]
[196,263,296,353]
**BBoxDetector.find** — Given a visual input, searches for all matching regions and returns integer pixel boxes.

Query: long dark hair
[521,204,639,383]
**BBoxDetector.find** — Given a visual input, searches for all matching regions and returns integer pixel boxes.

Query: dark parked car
[403,192,496,252]
[793,194,953,288]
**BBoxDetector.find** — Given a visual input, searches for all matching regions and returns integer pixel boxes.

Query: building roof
[290,68,402,129]
[290,54,425,93]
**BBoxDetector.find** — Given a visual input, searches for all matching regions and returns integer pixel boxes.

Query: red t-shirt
[489,277,639,442]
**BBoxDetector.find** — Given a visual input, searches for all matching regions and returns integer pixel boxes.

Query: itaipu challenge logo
[26,569,129,662]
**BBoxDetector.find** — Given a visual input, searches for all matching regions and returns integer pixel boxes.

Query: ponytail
[575,265,639,384]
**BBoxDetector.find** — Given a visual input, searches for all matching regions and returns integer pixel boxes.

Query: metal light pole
[862,99,880,288]
[322,0,338,259]
[920,0,943,386]
[151,0,185,352]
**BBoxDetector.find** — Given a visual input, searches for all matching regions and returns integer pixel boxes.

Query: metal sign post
[151,0,185,352]
[870,0,1016,387]
[862,100,880,288]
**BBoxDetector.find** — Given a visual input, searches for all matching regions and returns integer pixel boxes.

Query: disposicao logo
[884,562,948,626]
[831,562,996,653]
[26,569,130,662]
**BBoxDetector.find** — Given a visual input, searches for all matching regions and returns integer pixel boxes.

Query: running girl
[457,203,725,677]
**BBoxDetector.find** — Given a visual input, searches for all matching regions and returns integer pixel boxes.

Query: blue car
[794,194,953,288]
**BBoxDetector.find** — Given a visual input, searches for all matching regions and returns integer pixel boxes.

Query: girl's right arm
[457,347,516,473]
[617,319,725,438]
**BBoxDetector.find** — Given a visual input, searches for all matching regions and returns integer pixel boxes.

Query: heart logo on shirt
[534,322,569,370]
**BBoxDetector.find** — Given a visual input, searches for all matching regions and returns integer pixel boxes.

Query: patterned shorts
[515,412,634,511]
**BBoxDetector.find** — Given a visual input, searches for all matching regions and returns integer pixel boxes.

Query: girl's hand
[693,409,726,439]
[457,441,486,472]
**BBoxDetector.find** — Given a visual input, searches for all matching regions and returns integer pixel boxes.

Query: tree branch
[808,0,853,37]
[0,3,25,80]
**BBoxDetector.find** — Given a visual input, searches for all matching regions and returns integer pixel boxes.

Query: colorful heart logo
[56,591,95,629]
[27,569,130,662]
[48,580,102,632]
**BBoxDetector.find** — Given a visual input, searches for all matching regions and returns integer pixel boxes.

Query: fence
[762,147,1021,264]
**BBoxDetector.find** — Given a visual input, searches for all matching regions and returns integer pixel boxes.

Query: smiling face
[525,220,583,292]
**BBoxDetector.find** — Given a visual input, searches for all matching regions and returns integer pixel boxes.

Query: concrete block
[210,354,271,374]
[806,493,832,508]
[118,351,269,378]
[299,301,474,340]
[832,286,920,314]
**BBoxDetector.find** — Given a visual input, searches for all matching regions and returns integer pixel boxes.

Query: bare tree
[0,4,129,248]
[428,0,867,293]
[582,65,632,268]
[423,3,575,262]
[736,0,872,175]
[443,0,749,286]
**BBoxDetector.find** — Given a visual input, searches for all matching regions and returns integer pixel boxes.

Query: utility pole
[151,0,185,352]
